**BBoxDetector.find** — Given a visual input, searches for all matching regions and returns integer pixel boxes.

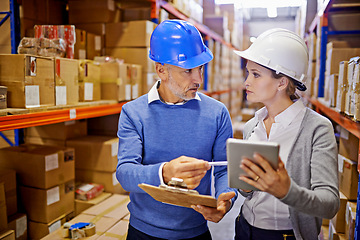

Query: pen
[208,161,228,166]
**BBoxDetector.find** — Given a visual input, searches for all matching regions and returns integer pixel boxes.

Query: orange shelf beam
[306,97,360,139]
[0,102,125,131]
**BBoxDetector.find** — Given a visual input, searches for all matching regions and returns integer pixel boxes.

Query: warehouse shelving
[309,0,360,98]
[0,102,125,132]
[306,0,360,239]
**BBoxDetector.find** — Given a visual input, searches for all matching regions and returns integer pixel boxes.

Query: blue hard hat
[149,19,213,69]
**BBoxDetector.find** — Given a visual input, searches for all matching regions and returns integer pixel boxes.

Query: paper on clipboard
[138,183,217,208]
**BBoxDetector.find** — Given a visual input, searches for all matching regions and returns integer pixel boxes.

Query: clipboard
[138,179,217,208]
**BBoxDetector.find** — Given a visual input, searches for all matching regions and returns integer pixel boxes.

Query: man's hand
[191,191,236,223]
[163,156,211,189]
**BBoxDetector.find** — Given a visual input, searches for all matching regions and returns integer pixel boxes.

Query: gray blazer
[242,107,340,240]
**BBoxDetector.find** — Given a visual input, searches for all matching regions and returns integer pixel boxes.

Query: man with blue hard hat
[116,19,237,240]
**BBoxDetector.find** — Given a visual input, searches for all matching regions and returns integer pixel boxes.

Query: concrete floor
[208,196,245,240]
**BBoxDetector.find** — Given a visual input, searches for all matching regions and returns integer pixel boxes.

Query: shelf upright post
[10,0,22,146]
[203,35,209,91]
[9,0,20,54]
[356,172,360,240]
[318,15,328,98]
[150,0,159,24]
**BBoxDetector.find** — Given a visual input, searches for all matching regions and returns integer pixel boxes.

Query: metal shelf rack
[307,1,360,238]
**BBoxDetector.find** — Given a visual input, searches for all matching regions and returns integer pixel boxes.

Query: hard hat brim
[152,46,213,69]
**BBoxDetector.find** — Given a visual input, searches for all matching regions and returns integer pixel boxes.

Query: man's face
[165,65,204,101]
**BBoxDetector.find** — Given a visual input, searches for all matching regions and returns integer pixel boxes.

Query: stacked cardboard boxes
[25,120,88,146]
[105,20,158,96]
[0,144,76,239]
[42,194,130,239]
[100,60,143,101]
[66,135,126,194]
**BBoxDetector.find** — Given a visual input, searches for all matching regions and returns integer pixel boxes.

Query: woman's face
[244,61,280,104]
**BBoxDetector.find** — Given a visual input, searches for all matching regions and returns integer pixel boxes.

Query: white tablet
[226,138,280,191]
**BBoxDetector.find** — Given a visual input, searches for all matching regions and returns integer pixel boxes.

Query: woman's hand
[239,153,291,199]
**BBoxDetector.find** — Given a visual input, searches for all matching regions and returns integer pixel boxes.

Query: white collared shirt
[148,80,201,105]
[242,99,306,230]
[147,80,201,184]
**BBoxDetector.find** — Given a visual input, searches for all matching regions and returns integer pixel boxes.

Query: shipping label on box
[55,58,79,106]
[0,144,75,189]
[20,180,75,223]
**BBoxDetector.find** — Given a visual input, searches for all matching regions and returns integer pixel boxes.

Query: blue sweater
[116,92,235,239]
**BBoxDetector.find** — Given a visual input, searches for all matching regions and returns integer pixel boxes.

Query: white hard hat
[234,28,309,91]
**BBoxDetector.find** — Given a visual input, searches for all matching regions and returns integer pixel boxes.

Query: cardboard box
[75,23,105,36]
[326,48,360,76]
[0,230,14,240]
[82,194,129,221]
[0,131,14,149]
[336,61,349,113]
[41,213,118,240]
[0,169,16,216]
[339,128,359,162]
[131,64,143,98]
[0,183,7,232]
[121,7,152,22]
[204,15,228,37]
[100,61,132,101]
[68,0,116,24]
[66,135,118,172]
[105,47,155,73]
[24,136,66,147]
[87,32,103,60]
[74,29,86,59]
[350,58,360,121]
[345,201,356,240]
[329,74,338,107]
[0,54,55,108]
[338,154,358,200]
[20,180,75,223]
[78,60,101,101]
[105,21,156,48]
[98,219,128,239]
[328,12,360,31]
[75,169,127,194]
[0,144,75,189]
[0,86,6,109]
[87,114,119,137]
[54,57,79,106]
[331,192,347,233]
[28,211,73,240]
[75,192,112,215]
[22,0,66,24]
[328,220,346,240]
[7,213,27,240]
[25,119,87,141]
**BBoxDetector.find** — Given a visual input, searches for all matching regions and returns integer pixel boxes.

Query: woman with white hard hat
[233,28,339,240]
